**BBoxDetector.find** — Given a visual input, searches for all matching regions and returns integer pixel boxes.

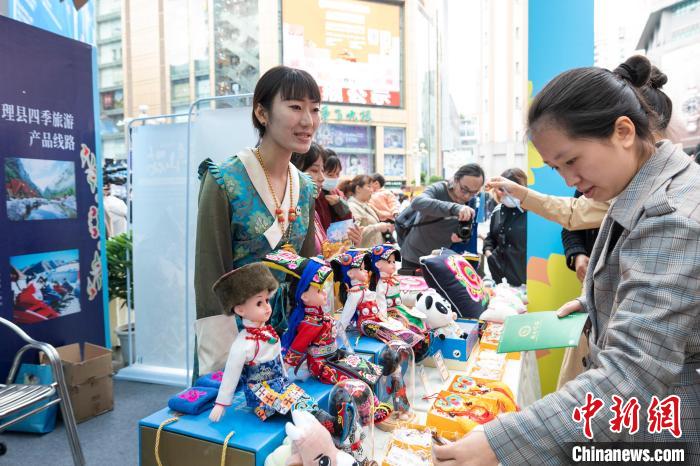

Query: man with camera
[397,164,484,276]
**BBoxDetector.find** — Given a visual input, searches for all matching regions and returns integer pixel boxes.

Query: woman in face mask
[292,145,362,254]
[483,168,527,287]
[313,153,354,232]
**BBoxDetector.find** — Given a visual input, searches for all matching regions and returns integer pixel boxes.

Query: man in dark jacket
[561,191,599,282]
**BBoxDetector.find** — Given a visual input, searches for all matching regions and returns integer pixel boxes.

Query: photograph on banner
[5,157,77,221]
[339,153,371,176]
[10,248,81,324]
[282,0,402,107]
[384,154,405,178]
[384,127,405,149]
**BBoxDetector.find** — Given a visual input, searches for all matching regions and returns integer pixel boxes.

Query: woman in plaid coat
[434,56,699,465]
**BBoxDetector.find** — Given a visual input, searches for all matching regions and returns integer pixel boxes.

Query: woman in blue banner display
[194,66,321,378]
[433,56,700,465]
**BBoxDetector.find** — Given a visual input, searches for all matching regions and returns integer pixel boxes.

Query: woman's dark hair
[324,155,342,175]
[323,147,338,163]
[252,66,321,138]
[528,55,656,149]
[371,173,386,187]
[454,163,485,181]
[349,175,372,195]
[291,142,323,172]
[640,66,673,133]
[337,179,354,198]
[501,167,527,186]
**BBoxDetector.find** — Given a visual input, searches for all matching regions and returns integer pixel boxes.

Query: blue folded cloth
[194,370,224,389]
[168,386,218,415]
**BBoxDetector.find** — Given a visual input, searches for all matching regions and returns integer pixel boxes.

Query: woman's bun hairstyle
[612,55,652,88]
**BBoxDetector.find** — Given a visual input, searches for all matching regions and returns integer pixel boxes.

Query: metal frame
[0,317,85,466]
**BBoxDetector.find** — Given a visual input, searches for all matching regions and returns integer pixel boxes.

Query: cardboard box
[41,342,114,422]
[139,378,333,466]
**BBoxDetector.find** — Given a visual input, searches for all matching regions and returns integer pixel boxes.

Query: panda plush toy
[415,289,467,340]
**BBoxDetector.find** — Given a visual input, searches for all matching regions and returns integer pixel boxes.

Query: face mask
[501,193,522,211]
[322,177,339,191]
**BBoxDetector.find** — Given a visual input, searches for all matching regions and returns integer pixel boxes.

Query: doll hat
[330,249,371,288]
[263,249,333,289]
[369,244,401,271]
[212,262,279,313]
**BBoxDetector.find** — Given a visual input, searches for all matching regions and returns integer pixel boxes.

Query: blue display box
[342,330,387,364]
[139,378,332,466]
[425,319,480,370]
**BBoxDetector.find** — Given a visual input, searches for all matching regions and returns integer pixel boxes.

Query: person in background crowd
[483,168,527,287]
[337,178,355,199]
[434,55,700,465]
[291,144,362,253]
[398,193,411,213]
[194,66,320,379]
[347,175,394,247]
[369,173,400,221]
[398,164,484,275]
[369,173,400,243]
[314,153,353,231]
[103,181,128,238]
[486,64,676,232]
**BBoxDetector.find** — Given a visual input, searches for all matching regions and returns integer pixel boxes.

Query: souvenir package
[381,425,461,466]
[464,345,507,384]
[480,322,505,350]
[167,387,219,415]
[322,219,355,259]
[447,375,518,413]
[329,379,375,464]
[426,390,498,435]
[207,264,332,429]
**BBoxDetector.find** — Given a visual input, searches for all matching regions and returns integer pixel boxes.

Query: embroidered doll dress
[215,319,320,421]
[284,305,384,386]
[339,280,423,347]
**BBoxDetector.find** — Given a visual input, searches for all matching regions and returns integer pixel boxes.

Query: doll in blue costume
[208,263,332,431]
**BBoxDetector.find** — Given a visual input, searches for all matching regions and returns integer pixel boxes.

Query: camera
[456,221,471,240]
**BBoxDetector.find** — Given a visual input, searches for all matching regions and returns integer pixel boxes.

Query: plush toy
[415,289,467,340]
[479,282,527,323]
[263,249,385,387]
[333,249,422,349]
[285,410,358,466]
[208,263,331,429]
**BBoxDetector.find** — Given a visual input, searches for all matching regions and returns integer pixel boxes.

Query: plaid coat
[484,141,700,464]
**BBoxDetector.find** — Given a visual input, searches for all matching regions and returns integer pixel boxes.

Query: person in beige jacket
[347,175,394,248]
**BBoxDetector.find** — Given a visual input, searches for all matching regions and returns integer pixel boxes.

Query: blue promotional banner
[0,16,105,377]
[8,0,95,45]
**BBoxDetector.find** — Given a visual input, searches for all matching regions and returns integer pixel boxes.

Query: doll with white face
[369,245,431,363]
[208,263,329,425]
[332,249,423,350]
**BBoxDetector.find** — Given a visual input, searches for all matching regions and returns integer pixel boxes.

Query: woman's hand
[574,254,590,283]
[379,222,395,233]
[557,299,583,317]
[348,224,363,245]
[485,176,528,202]
[433,430,499,466]
[325,194,341,206]
[209,404,225,422]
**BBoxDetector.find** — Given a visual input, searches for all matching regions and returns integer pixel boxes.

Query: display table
[139,378,333,466]
[138,351,540,465]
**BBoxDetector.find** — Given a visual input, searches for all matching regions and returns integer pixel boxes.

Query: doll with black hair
[208,263,333,430]
[262,249,385,387]
[332,249,423,348]
[369,244,431,362]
